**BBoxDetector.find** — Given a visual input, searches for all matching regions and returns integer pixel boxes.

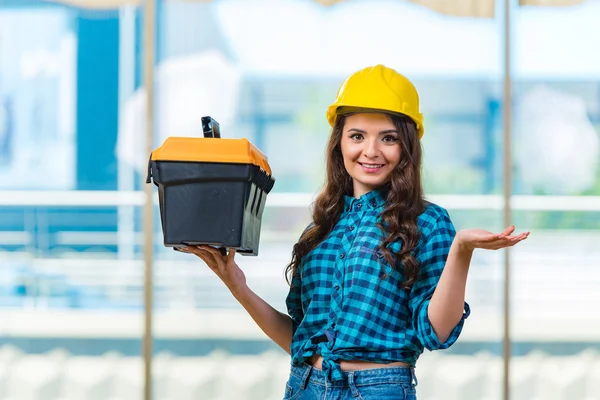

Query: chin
[358,179,386,189]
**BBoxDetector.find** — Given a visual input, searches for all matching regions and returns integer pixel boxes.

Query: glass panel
[511,2,600,399]
[154,1,506,399]
[0,2,144,400]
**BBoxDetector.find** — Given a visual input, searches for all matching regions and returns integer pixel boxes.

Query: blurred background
[0,0,599,399]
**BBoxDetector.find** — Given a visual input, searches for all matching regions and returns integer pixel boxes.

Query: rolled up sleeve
[285,224,313,334]
[409,208,470,351]
[285,270,303,334]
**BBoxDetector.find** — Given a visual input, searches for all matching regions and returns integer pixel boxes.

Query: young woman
[180,64,529,400]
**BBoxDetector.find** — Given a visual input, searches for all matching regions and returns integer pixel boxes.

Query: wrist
[454,231,475,253]
[230,283,251,299]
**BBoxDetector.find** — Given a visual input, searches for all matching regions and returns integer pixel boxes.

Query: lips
[358,162,384,170]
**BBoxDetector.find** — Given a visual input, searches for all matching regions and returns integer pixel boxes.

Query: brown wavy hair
[285,112,426,290]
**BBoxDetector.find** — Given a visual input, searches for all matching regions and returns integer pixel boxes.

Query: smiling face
[340,113,402,198]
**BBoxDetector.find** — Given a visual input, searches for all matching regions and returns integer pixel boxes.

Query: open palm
[456,225,529,251]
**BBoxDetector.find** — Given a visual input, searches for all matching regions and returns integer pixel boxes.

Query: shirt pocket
[359,245,395,265]
[356,245,404,282]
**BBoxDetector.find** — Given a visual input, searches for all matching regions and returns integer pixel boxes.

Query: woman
[180,64,529,400]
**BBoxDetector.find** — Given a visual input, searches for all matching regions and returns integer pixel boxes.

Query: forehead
[343,113,395,131]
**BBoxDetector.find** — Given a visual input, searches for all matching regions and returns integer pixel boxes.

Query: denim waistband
[290,362,418,389]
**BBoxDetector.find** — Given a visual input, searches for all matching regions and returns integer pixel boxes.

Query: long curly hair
[285,112,426,290]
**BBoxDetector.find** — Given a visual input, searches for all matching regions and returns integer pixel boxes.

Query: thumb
[501,225,516,236]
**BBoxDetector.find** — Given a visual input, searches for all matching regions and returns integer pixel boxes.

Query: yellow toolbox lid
[151,137,272,175]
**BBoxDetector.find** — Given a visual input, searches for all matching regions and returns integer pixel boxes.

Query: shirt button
[347,225,355,231]
[339,253,345,259]
[334,284,340,291]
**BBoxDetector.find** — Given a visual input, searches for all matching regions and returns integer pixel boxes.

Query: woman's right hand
[179,245,247,295]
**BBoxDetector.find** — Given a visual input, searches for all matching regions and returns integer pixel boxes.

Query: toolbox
[146,117,275,256]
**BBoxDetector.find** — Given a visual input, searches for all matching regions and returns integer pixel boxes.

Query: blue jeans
[282,363,418,400]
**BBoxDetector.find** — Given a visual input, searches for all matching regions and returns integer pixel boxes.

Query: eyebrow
[347,128,399,135]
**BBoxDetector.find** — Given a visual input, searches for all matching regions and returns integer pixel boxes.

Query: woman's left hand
[456,225,529,252]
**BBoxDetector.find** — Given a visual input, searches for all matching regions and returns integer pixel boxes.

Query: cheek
[385,147,402,167]
[343,155,357,174]
[341,143,360,162]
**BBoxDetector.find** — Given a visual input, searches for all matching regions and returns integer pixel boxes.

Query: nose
[362,137,380,159]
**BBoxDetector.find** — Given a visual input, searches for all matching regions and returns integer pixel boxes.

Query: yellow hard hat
[326,64,424,138]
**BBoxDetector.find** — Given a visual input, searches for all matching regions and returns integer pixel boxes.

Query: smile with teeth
[359,162,384,169]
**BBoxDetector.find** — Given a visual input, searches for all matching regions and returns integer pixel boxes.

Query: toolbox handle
[202,116,221,138]
[146,153,153,184]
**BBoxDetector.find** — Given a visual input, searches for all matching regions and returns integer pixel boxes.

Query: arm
[427,240,473,343]
[180,245,296,355]
[409,210,467,351]
[232,286,294,354]
[428,225,529,343]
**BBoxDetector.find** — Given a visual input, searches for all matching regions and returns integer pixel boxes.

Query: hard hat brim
[328,105,424,138]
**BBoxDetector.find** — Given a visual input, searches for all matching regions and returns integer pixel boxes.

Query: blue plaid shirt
[285,188,470,381]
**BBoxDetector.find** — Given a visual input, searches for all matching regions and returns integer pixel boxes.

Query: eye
[382,135,399,143]
[349,133,364,141]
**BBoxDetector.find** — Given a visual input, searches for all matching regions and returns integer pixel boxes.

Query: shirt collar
[343,185,389,212]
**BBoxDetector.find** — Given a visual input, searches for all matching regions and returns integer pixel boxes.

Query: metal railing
[1,190,600,210]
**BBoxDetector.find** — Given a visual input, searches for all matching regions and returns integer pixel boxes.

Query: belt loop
[300,364,312,390]
[411,366,419,387]
[348,371,361,398]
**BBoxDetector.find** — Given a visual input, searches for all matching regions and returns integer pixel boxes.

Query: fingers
[475,226,522,243]
[196,246,229,276]
[177,245,200,257]
[227,247,236,263]
[178,246,220,273]
[504,230,530,241]
[497,226,529,239]
[498,225,516,238]
[200,245,229,264]
[487,231,530,250]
